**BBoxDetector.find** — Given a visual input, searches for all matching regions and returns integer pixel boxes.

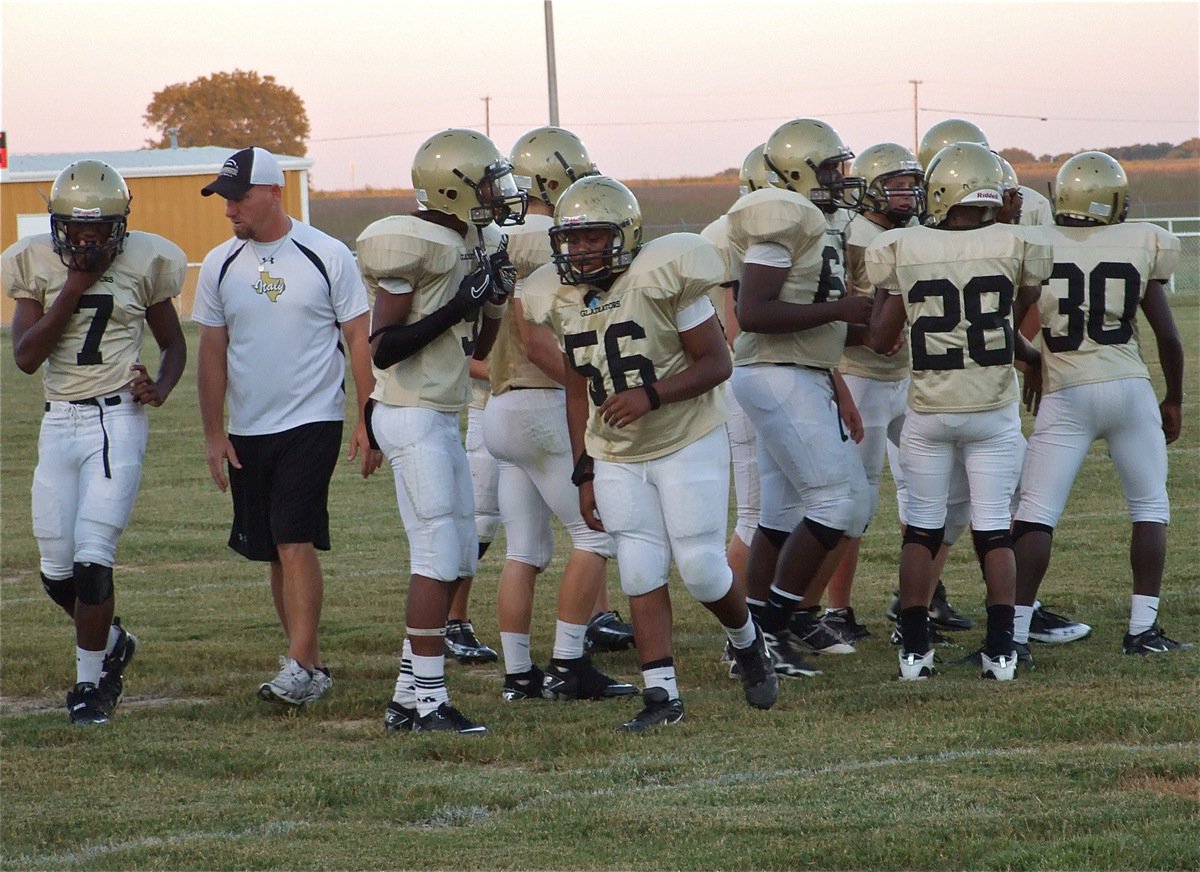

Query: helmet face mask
[852,143,925,224]
[412,128,528,227]
[549,176,642,286]
[764,119,865,212]
[1053,151,1129,226]
[509,126,599,208]
[48,160,131,270]
[923,143,1005,227]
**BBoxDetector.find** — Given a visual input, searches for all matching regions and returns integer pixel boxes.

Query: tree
[997,147,1038,165]
[143,69,310,156]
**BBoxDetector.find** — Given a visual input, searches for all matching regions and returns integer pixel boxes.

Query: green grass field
[1,299,1198,870]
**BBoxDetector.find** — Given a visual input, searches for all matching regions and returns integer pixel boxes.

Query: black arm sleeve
[371,297,467,369]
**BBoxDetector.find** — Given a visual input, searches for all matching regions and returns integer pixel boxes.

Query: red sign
[0,131,7,169]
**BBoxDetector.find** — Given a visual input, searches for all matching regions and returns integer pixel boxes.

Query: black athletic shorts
[227,420,342,561]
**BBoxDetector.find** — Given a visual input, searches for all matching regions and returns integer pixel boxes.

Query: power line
[924,107,1194,124]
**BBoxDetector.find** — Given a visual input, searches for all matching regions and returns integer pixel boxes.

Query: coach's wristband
[642,382,662,411]
[571,452,595,487]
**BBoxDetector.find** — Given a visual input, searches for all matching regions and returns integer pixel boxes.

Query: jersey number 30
[565,320,658,405]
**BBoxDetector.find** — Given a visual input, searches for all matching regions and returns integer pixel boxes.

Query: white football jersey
[1037,221,1180,393]
[357,216,501,411]
[726,187,848,369]
[3,232,185,401]
[839,214,910,381]
[489,214,559,396]
[866,223,1053,413]
[523,233,728,463]
[1018,185,1054,227]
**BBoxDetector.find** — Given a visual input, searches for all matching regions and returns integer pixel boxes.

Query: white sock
[392,638,416,708]
[76,647,105,686]
[410,652,449,717]
[1129,595,1160,635]
[642,665,678,700]
[106,624,121,655]
[552,620,588,660]
[725,613,758,650]
[500,632,533,674]
[1013,605,1035,644]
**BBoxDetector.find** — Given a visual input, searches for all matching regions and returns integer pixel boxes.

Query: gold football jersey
[357,216,502,411]
[839,214,910,381]
[489,214,559,396]
[726,187,849,369]
[1018,185,1054,227]
[522,233,728,463]
[1037,221,1180,393]
[3,232,185,401]
[866,223,1053,413]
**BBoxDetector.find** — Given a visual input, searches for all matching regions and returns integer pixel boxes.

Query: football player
[1012,152,1189,656]
[523,176,777,730]
[483,126,635,702]
[360,128,523,734]
[4,160,186,723]
[726,118,874,674]
[867,143,1052,681]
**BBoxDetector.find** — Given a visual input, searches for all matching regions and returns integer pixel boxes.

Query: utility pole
[909,80,922,154]
[481,95,491,137]
[545,0,560,125]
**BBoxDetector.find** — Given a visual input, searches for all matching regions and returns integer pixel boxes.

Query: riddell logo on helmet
[72,207,103,218]
[963,190,1003,205]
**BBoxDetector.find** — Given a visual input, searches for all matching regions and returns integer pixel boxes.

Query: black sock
[759,588,800,634]
[900,606,930,655]
[985,604,1016,656]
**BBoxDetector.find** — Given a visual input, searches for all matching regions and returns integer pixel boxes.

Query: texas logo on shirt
[253,270,286,302]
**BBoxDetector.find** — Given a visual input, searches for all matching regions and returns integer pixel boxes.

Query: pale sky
[3,0,1197,190]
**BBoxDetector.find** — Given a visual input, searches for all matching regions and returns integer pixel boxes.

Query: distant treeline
[994,138,1198,164]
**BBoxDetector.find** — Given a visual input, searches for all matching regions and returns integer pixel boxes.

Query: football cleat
[980,651,1018,681]
[1028,602,1091,644]
[67,682,110,725]
[542,657,638,700]
[929,581,973,630]
[584,610,636,653]
[1122,623,1194,655]
[98,616,138,713]
[412,703,487,735]
[729,627,779,710]
[383,701,416,734]
[444,620,499,663]
[897,650,935,681]
[823,607,871,642]
[790,610,856,654]
[258,657,313,706]
[762,629,822,678]
[501,665,546,701]
[616,687,684,733]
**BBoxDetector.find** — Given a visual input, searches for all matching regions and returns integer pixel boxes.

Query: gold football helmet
[851,142,924,223]
[739,143,774,196]
[412,128,527,226]
[509,126,598,208]
[923,142,1005,226]
[764,118,865,212]
[918,118,989,170]
[1053,151,1129,226]
[996,155,1020,191]
[48,159,131,269]
[549,176,642,285]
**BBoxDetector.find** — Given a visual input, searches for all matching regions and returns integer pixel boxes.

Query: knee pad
[1011,520,1053,542]
[757,524,790,550]
[681,560,734,604]
[804,517,844,552]
[902,525,945,558]
[971,529,1013,564]
[73,561,113,605]
[41,573,76,617]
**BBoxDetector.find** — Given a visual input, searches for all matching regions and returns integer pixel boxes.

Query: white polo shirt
[193,219,369,436]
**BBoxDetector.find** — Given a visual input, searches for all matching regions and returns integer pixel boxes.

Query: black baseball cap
[201,147,285,198]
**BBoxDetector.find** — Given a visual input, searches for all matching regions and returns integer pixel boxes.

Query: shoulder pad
[356,215,462,283]
[726,188,826,261]
[503,214,554,279]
